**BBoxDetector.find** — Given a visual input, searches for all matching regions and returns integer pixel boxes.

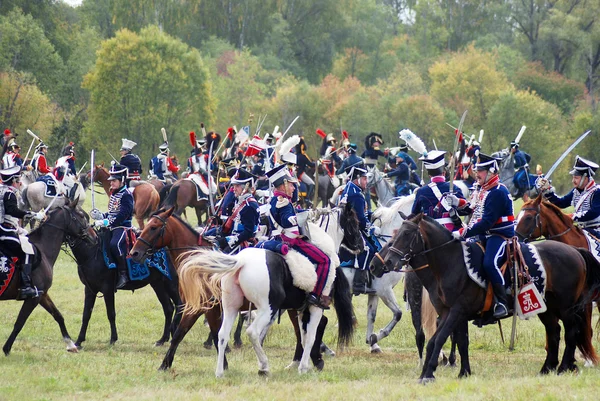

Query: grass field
[1,188,599,400]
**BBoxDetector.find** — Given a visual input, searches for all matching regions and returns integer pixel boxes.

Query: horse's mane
[28,208,64,238]
[153,208,199,238]
[372,195,414,227]
[541,200,583,233]
[420,214,453,241]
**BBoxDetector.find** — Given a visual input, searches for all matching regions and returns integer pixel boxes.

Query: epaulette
[276,196,290,208]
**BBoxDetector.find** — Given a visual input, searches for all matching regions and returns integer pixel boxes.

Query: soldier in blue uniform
[511,142,533,200]
[215,169,259,254]
[396,143,421,185]
[338,163,381,294]
[266,164,331,309]
[385,154,411,197]
[295,137,316,207]
[537,156,600,238]
[411,150,465,231]
[119,139,142,182]
[361,132,387,168]
[90,162,134,289]
[0,166,45,299]
[336,143,362,176]
[447,154,514,319]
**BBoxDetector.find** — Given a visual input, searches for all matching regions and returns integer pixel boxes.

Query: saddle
[0,246,41,298]
[98,229,172,282]
[36,175,61,198]
[186,174,216,201]
[461,238,547,318]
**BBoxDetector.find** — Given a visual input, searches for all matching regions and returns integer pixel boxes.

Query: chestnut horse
[91,165,160,229]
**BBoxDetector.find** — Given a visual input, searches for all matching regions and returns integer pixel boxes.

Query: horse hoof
[158,364,169,371]
[323,348,336,358]
[314,359,325,371]
[216,371,225,378]
[67,345,78,353]
[234,341,243,349]
[371,345,382,354]
[419,377,435,385]
[285,361,300,370]
[203,342,213,350]
[225,345,231,353]
[154,341,166,347]
[258,369,269,376]
[369,334,378,346]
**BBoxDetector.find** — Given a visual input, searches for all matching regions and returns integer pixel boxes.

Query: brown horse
[129,207,329,371]
[371,214,600,382]
[2,201,91,355]
[91,165,160,229]
[162,178,209,226]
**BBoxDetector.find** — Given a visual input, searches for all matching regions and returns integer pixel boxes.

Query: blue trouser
[395,181,411,197]
[482,235,507,285]
[339,233,381,270]
[105,227,128,268]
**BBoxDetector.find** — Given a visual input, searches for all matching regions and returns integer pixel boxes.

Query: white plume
[399,129,428,156]
[276,135,300,159]
[478,129,484,144]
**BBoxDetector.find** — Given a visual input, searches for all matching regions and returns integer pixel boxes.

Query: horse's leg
[558,313,580,374]
[245,303,276,376]
[297,307,324,374]
[159,310,203,371]
[75,286,97,348]
[370,284,403,352]
[150,281,175,346]
[365,294,381,353]
[454,320,471,378]
[217,276,244,377]
[233,312,244,348]
[538,311,560,374]
[286,310,328,370]
[448,334,457,367]
[38,294,78,353]
[420,309,464,383]
[103,290,118,345]
[3,298,41,355]
[406,278,425,367]
[286,310,303,370]
[194,206,203,227]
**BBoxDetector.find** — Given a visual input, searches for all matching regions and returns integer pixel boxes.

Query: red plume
[4,129,11,136]
[342,130,349,140]
[69,142,74,146]
[189,131,197,147]
[455,129,463,143]
[316,128,326,139]
[227,127,234,141]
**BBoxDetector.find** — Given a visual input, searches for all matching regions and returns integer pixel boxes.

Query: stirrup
[17,286,42,300]
[493,302,509,319]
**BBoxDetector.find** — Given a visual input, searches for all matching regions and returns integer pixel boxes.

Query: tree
[82,26,215,162]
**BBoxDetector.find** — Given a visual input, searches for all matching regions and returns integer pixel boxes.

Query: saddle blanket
[186,174,217,201]
[36,175,61,198]
[102,245,172,282]
[461,239,546,296]
[583,231,600,264]
[0,253,17,297]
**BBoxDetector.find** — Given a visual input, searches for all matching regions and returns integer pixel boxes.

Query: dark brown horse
[1,201,90,355]
[129,207,329,371]
[162,178,209,225]
[91,165,160,229]
[371,214,600,382]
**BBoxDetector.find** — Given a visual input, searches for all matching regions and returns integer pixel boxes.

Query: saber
[544,130,592,180]
[26,129,42,142]
[207,140,216,216]
[25,129,43,164]
[107,151,119,163]
[23,138,36,166]
[77,161,88,175]
[432,139,438,151]
[449,110,468,192]
[161,127,168,143]
[514,126,526,145]
[44,193,60,214]
[90,150,95,211]
[278,115,300,143]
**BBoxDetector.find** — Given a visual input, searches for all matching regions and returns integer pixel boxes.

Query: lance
[25,129,43,165]
[207,140,216,216]
[90,150,96,211]
[449,110,468,192]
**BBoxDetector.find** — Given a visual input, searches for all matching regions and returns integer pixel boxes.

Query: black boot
[17,263,39,300]
[306,293,330,310]
[115,260,129,290]
[353,269,376,295]
[492,283,509,319]
[69,183,79,200]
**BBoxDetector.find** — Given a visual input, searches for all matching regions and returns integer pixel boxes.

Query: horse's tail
[332,266,355,348]
[159,184,173,207]
[163,184,179,209]
[575,248,600,364]
[178,249,244,314]
[21,186,31,210]
[421,287,438,340]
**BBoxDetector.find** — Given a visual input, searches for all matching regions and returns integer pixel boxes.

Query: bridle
[517,205,572,242]
[135,214,169,255]
[42,206,92,248]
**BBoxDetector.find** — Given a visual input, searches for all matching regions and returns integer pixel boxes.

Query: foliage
[82,26,215,162]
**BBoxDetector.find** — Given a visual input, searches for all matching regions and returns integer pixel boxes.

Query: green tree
[82,26,215,162]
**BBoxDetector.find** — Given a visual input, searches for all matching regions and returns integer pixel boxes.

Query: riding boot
[115,259,129,290]
[306,292,330,310]
[69,183,79,200]
[492,283,509,319]
[17,263,39,300]
[353,269,376,295]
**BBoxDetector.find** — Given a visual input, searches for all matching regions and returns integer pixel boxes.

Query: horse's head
[515,194,543,241]
[370,214,426,278]
[339,204,366,254]
[41,198,94,245]
[130,207,175,263]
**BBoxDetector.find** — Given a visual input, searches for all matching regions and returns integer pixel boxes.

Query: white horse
[21,178,87,212]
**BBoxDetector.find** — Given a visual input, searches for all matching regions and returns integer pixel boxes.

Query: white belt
[282,227,300,238]
[435,218,454,225]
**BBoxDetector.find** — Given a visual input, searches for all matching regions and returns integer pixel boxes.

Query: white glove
[452,231,463,240]
[94,219,108,228]
[32,211,45,221]
[381,173,388,178]
[446,194,460,207]
[370,225,381,236]
[90,209,103,220]
[226,235,238,247]
[535,177,553,193]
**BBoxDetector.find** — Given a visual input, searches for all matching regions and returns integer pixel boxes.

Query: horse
[21,175,87,212]
[1,201,90,355]
[177,232,355,377]
[367,166,398,207]
[492,149,539,201]
[129,208,334,372]
[91,165,160,229]
[63,219,182,348]
[316,165,339,208]
[371,213,600,382]
[163,178,210,226]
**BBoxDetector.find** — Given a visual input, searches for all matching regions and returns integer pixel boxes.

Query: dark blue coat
[546,186,600,226]
[361,148,385,166]
[513,150,531,169]
[231,197,259,245]
[340,181,369,231]
[219,188,236,218]
[296,153,315,176]
[463,184,514,238]
[104,186,134,228]
[252,158,265,176]
[336,153,363,175]
[269,193,297,230]
[411,180,465,218]
[120,153,142,176]
[396,151,418,171]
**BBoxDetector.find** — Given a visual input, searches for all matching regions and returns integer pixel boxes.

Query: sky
[62,0,82,6]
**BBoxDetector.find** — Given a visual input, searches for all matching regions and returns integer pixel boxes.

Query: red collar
[273,190,291,200]
[482,174,500,191]
[431,176,445,183]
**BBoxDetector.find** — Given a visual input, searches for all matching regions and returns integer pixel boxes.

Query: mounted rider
[29,142,52,178]
[338,163,381,294]
[294,137,316,208]
[336,143,362,176]
[266,164,331,309]
[396,143,421,185]
[54,142,78,199]
[361,132,388,168]
[151,142,178,184]
[537,156,600,238]
[411,150,466,231]
[384,153,412,197]
[317,130,342,178]
[511,141,534,200]
[119,139,142,183]
[447,153,514,319]
[2,142,23,169]
[188,131,219,195]
[215,169,260,254]
[90,162,134,289]
[0,166,45,299]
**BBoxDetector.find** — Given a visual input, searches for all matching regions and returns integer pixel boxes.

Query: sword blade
[449,110,468,192]
[90,150,95,210]
[545,130,592,180]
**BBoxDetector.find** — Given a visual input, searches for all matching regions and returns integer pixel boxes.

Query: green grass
[1,186,598,400]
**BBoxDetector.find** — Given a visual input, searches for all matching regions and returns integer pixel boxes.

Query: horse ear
[165,207,175,217]
[100,162,104,168]
[534,193,543,205]
[398,211,408,220]
[71,196,80,208]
